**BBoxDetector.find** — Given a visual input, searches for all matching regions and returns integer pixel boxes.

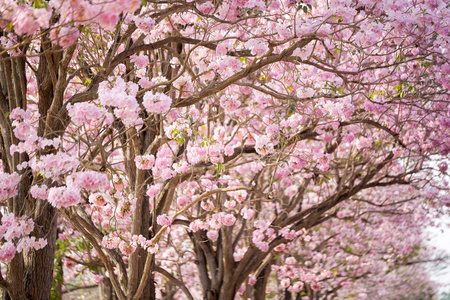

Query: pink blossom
[130,54,149,69]
[146,242,159,254]
[135,155,155,170]
[291,281,304,292]
[9,108,32,121]
[197,1,214,14]
[280,278,290,288]
[206,230,219,239]
[50,26,79,47]
[221,213,236,226]
[13,122,36,141]
[285,257,296,265]
[255,135,274,155]
[138,77,153,88]
[240,207,254,220]
[68,103,112,126]
[97,13,119,29]
[173,161,189,173]
[248,274,257,285]
[159,168,176,180]
[201,200,214,211]
[89,273,104,285]
[119,241,136,256]
[177,195,190,207]
[0,173,21,200]
[255,241,269,252]
[102,235,120,249]
[70,171,110,191]
[219,96,240,111]
[48,186,81,208]
[0,242,16,262]
[116,201,135,219]
[156,214,173,226]
[143,92,172,114]
[224,200,236,209]
[89,193,109,206]
[147,184,162,199]
[266,124,279,136]
[134,16,155,32]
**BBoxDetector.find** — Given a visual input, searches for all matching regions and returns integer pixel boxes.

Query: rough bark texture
[101,277,119,300]
[23,204,57,299]
[0,34,60,300]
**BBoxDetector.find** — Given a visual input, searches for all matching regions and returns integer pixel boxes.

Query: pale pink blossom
[135,155,155,170]
[206,230,219,239]
[143,92,172,114]
[156,214,173,226]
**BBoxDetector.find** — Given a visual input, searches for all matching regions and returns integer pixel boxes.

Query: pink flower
[143,92,172,114]
[224,200,236,209]
[255,241,269,252]
[146,242,159,254]
[0,242,16,263]
[160,167,176,180]
[50,26,79,47]
[147,184,162,199]
[102,235,120,249]
[115,201,135,219]
[177,195,190,207]
[285,257,296,265]
[245,39,268,56]
[288,157,306,171]
[48,187,81,208]
[173,161,189,173]
[206,230,219,239]
[221,213,236,226]
[89,273,104,285]
[119,241,136,256]
[219,96,240,111]
[197,1,214,14]
[13,122,35,141]
[156,214,173,226]
[70,171,110,191]
[240,207,254,220]
[280,278,290,288]
[0,173,21,200]
[9,108,32,121]
[138,77,153,88]
[68,103,112,126]
[130,54,149,69]
[248,274,257,285]
[97,13,119,29]
[134,16,155,32]
[135,155,155,170]
[89,193,109,206]
[255,135,274,156]
[291,281,304,292]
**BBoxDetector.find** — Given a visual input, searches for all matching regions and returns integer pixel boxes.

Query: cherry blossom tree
[0,0,449,299]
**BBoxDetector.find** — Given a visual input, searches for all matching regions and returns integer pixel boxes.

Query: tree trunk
[100,277,119,300]
[23,202,57,300]
[253,263,271,300]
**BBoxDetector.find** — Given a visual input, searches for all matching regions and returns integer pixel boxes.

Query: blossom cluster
[0,214,46,263]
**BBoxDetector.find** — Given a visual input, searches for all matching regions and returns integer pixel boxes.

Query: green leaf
[303,6,308,13]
